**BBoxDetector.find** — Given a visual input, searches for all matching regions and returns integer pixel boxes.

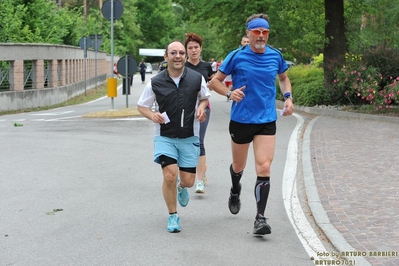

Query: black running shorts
[229,120,276,144]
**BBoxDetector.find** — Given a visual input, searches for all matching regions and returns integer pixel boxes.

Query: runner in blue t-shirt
[208,13,295,236]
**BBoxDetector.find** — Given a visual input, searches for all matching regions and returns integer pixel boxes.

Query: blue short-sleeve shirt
[219,45,288,124]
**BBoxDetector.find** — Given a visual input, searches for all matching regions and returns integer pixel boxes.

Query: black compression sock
[254,176,270,217]
[230,164,243,194]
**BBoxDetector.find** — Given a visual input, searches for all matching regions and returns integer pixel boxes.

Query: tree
[272,0,325,63]
[324,0,346,87]
[0,0,84,44]
[135,0,180,51]
[0,0,32,42]
[174,0,326,62]
[84,0,142,58]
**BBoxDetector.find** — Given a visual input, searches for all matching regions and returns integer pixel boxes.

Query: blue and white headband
[246,18,270,30]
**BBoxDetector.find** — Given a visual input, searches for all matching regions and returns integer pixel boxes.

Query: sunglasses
[169,51,186,56]
[250,29,270,36]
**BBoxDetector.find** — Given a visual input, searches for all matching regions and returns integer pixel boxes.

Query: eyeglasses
[169,51,186,56]
[250,29,270,36]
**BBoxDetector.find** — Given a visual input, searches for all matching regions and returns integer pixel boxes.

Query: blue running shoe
[176,176,189,207]
[167,214,181,233]
[177,185,189,208]
[178,185,189,207]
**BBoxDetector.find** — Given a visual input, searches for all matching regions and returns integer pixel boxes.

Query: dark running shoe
[228,184,241,215]
[253,214,271,235]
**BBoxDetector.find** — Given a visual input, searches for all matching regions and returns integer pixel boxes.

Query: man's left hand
[282,99,294,116]
[196,109,207,122]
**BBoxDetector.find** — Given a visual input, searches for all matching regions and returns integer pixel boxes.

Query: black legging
[140,71,145,82]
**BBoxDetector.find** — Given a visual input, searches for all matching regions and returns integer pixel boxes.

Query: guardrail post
[9,60,24,91]
[33,60,45,89]
[50,59,58,88]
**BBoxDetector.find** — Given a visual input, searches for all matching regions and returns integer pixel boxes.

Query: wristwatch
[284,92,292,101]
[226,90,232,99]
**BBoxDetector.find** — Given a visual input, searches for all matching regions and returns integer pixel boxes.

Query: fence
[0,43,118,111]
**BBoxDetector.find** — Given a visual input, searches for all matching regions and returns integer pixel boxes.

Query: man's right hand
[152,112,166,124]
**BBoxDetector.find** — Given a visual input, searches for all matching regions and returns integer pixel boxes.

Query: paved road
[0,73,319,265]
[2,71,398,265]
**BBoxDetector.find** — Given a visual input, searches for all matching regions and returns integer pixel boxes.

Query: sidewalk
[299,106,399,266]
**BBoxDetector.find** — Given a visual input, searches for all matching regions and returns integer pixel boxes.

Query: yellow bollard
[107,77,117,97]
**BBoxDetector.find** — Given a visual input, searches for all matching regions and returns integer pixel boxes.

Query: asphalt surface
[1,73,398,265]
[92,88,399,265]
[1,76,315,266]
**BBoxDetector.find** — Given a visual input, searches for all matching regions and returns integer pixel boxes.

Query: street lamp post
[172,3,185,40]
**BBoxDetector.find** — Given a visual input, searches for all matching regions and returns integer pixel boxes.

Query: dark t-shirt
[139,62,146,73]
[185,61,213,82]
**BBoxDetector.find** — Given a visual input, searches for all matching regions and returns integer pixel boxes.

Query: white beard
[255,43,266,49]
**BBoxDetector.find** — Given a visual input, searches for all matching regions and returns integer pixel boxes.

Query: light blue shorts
[154,136,200,168]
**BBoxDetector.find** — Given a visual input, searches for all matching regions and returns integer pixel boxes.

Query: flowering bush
[377,76,399,110]
[333,65,399,111]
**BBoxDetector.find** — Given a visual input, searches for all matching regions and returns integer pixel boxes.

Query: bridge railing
[0,43,118,111]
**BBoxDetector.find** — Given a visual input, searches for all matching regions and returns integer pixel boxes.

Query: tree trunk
[324,0,346,88]
[83,0,87,22]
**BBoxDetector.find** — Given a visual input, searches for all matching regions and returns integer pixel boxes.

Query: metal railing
[0,43,116,111]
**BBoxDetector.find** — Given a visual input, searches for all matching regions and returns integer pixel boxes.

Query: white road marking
[81,85,123,105]
[30,111,75,116]
[282,113,330,260]
[0,116,147,122]
[45,116,82,121]
[113,117,147,121]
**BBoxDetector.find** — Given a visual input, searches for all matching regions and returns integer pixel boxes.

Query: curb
[302,117,371,265]
[276,100,399,124]
[287,99,398,265]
